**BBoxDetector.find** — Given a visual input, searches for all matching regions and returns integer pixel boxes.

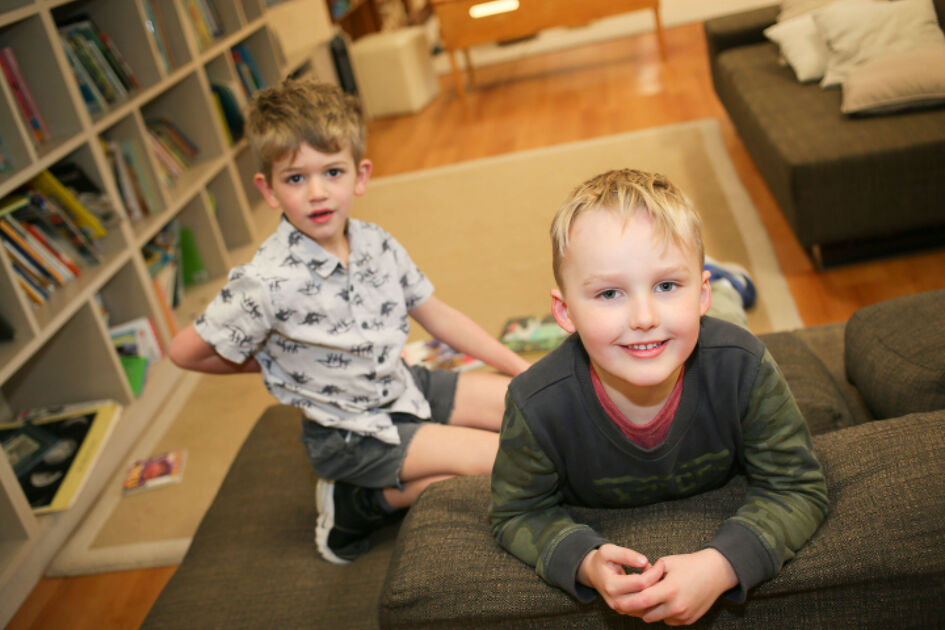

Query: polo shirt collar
[279,216,358,278]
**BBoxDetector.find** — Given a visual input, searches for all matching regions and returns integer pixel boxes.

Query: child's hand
[577,544,664,611]
[612,548,738,625]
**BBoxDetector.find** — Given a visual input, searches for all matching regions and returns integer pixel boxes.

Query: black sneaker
[315,479,386,564]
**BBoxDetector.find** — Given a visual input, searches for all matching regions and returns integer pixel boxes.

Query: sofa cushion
[764,14,830,82]
[845,289,945,418]
[762,329,857,434]
[841,46,945,114]
[379,413,945,629]
[813,0,945,88]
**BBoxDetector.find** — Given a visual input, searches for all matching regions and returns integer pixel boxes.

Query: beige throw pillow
[814,0,945,88]
[842,47,945,114]
[778,0,845,22]
[765,14,831,82]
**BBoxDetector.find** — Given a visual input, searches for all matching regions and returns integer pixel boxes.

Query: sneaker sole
[314,479,351,565]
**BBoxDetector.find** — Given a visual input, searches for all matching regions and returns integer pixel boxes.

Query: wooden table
[431,0,665,96]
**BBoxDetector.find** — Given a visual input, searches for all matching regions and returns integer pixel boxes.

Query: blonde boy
[489,169,827,624]
[170,79,528,564]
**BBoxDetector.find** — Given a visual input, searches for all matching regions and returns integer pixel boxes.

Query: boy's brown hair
[550,169,705,288]
[246,78,366,183]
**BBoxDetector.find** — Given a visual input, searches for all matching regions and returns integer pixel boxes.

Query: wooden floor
[8,21,945,630]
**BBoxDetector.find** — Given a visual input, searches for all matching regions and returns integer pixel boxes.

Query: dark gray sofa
[143,290,945,629]
[705,2,945,267]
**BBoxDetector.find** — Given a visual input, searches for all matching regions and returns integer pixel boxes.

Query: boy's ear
[700,269,712,317]
[551,288,577,334]
[354,159,373,196]
[253,173,281,210]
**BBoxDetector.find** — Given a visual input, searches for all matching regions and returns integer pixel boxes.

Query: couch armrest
[704,5,779,60]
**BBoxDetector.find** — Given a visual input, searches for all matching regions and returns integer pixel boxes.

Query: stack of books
[58,15,139,115]
[145,118,199,185]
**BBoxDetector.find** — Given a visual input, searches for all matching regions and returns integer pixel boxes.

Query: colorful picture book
[499,314,569,353]
[1,399,121,514]
[402,339,483,372]
[0,46,49,145]
[58,15,139,113]
[122,449,186,494]
[145,117,199,185]
[110,315,163,395]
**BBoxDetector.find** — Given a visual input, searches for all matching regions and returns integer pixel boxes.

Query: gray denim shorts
[300,363,459,489]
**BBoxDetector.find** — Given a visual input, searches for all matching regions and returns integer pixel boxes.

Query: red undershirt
[589,364,684,449]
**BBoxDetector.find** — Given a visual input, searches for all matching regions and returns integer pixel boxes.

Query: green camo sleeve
[489,395,607,601]
[710,349,829,600]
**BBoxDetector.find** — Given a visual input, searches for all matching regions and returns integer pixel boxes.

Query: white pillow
[814,0,945,88]
[767,0,876,82]
[842,46,945,114]
[778,0,844,22]
[764,14,830,82]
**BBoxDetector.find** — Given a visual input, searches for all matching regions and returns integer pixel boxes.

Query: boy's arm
[708,349,828,602]
[489,395,608,602]
[169,324,260,374]
[409,296,530,376]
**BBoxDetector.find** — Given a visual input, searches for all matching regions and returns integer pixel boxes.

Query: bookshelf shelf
[0,0,336,624]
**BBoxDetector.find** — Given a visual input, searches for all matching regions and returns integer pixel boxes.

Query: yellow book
[30,170,107,239]
[1,400,122,514]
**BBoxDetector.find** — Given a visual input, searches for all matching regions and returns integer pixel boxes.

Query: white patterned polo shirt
[195,217,434,444]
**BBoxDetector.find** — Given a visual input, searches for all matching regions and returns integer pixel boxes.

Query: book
[122,449,186,494]
[1,422,58,478]
[402,339,483,372]
[2,400,121,514]
[30,169,108,239]
[499,314,569,353]
[120,140,160,214]
[109,315,163,363]
[0,47,48,145]
[119,355,149,396]
[104,140,146,220]
[143,0,175,73]
[60,39,106,115]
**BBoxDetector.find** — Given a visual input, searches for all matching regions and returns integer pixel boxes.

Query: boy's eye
[326,168,343,177]
[286,174,303,184]
[655,281,678,293]
[597,289,621,300]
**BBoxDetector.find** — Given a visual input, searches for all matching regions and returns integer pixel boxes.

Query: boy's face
[254,142,371,256]
[551,210,711,408]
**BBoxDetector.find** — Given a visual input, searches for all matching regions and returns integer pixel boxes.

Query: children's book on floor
[499,314,569,353]
[0,399,121,514]
[402,339,483,371]
[122,449,186,494]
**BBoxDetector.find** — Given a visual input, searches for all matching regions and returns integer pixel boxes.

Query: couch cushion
[379,413,945,629]
[142,405,397,630]
[845,289,945,418]
[762,329,857,434]
[813,0,945,88]
[841,46,945,115]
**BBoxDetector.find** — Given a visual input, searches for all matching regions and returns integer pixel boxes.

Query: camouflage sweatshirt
[489,317,828,603]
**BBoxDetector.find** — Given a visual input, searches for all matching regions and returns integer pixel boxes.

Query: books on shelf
[210,82,246,144]
[122,449,186,494]
[185,0,225,49]
[402,339,484,372]
[145,118,199,185]
[0,399,121,514]
[103,139,157,221]
[231,44,265,97]
[144,222,183,334]
[143,0,175,73]
[58,15,138,112]
[109,315,163,395]
[30,168,108,239]
[0,47,49,146]
[499,314,569,353]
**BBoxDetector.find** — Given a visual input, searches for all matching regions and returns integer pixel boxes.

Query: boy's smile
[254,142,372,262]
[551,210,711,418]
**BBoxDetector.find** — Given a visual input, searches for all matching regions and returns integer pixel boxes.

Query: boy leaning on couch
[489,169,828,625]
[169,78,530,565]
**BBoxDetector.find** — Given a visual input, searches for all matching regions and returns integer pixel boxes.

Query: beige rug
[47,118,799,576]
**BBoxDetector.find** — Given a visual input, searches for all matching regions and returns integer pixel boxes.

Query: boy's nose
[628,296,658,330]
[307,178,328,199]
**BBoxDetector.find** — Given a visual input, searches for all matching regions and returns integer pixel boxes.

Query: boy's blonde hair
[551,169,704,288]
[246,78,366,183]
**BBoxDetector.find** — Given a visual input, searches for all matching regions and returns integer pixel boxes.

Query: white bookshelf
[0,0,333,624]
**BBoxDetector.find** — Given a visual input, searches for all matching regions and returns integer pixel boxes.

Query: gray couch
[705,2,945,267]
[143,290,945,629]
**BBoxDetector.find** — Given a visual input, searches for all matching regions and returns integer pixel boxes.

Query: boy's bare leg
[448,371,510,431]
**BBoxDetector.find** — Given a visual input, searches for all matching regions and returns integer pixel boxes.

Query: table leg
[462,48,476,89]
[652,7,668,60]
[447,49,466,99]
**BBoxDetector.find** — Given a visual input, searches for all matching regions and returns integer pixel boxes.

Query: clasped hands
[577,544,738,626]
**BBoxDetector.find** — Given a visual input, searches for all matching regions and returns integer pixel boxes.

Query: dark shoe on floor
[705,257,757,309]
[315,479,387,564]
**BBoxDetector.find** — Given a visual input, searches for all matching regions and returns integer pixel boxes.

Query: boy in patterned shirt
[489,169,827,624]
[170,79,529,564]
